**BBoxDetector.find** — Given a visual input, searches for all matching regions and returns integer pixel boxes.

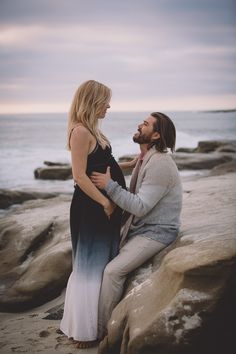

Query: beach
[0,290,98,354]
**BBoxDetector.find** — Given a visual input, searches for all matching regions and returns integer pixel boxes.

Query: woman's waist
[87,160,125,185]
[86,157,113,174]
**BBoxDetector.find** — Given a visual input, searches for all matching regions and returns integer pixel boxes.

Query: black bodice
[86,143,126,190]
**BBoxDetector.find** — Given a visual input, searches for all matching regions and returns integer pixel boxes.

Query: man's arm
[92,158,171,217]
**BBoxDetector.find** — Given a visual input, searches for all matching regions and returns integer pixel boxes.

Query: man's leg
[98,236,166,339]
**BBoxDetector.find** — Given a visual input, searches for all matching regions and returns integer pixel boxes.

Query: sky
[0,0,236,113]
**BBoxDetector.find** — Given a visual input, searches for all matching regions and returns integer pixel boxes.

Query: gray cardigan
[105,147,183,245]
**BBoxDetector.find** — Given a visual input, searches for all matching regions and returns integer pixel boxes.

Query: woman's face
[97,101,111,119]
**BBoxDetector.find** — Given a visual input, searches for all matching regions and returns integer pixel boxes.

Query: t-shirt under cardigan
[104,148,183,245]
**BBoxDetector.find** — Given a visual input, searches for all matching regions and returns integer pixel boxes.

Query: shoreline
[0,169,208,217]
[2,137,236,212]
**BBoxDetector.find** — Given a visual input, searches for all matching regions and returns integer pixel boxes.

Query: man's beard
[133,131,153,144]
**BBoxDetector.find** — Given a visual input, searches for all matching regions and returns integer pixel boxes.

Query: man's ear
[152,132,160,141]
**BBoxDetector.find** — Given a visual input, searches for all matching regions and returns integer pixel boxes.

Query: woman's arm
[70,126,115,217]
[118,156,138,170]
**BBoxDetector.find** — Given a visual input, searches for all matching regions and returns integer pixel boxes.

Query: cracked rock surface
[0,195,72,311]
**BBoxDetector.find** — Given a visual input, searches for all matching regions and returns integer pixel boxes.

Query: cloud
[0,0,235,112]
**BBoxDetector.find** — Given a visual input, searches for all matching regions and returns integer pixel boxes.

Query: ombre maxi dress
[60,143,126,341]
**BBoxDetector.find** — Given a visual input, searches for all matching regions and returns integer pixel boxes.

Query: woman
[60,80,134,349]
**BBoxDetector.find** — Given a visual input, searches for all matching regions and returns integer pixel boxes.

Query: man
[91,112,183,339]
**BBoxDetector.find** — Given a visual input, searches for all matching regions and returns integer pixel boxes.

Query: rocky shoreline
[0,139,236,354]
[32,140,236,179]
[1,139,236,212]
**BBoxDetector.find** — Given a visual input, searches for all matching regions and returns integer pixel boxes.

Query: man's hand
[91,166,111,189]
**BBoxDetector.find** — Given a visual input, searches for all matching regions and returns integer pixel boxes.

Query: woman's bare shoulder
[71,124,92,139]
[70,125,96,154]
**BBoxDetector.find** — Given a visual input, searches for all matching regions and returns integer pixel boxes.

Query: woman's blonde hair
[67,80,111,150]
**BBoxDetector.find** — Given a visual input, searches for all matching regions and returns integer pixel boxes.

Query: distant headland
[202,108,236,113]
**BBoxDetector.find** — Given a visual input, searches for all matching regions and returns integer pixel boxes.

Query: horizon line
[0,108,236,115]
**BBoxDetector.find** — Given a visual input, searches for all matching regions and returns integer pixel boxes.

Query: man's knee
[103,261,123,283]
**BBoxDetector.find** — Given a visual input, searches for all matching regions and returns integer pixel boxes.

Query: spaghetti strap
[69,125,97,154]
[88,141,99,156]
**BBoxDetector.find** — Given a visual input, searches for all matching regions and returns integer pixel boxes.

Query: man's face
[133,116,159,144]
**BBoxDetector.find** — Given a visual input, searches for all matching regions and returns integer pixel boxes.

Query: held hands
[91,166,111,190]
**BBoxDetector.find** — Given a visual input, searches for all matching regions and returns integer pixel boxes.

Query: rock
[99,173,236,354]
[172,152,232,170]
[196,140,236,153]
[0,189,58,209]
[217,145,236,153]
[0,195,72,312]
[43,304,64,320]
[39,330,50,338]
[34,166,72,180]
[210,160,236,175]
[34,160,72,180]
[119,141,236,173]
[44,161,70,167]
[176,140,236,154]
[175,147,197,153]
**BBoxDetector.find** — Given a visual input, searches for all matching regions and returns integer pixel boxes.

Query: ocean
[0,111,236,193]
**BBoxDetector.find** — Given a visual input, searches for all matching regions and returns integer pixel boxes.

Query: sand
[0,290,98,354]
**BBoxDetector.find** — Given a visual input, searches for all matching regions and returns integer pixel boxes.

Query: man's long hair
[150,112,176,153]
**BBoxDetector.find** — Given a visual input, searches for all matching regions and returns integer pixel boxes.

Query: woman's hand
[103,199,116,219]
[118,156,139,170]
[91,166,115,218]
[91,166,111,189]
[128,156,139,168]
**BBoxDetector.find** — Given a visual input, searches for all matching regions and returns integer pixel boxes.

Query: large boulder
[0,195,72,311]
[34,166,72,180]
[99,172,236,354]
[119,140,236,172]
[0,189,58,209]
[176,140,236,154]
[172,152,233,170]
[210,160,236,175]
[196,140,236,153]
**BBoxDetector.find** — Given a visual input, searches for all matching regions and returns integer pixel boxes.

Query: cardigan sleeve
[105,158,172,217]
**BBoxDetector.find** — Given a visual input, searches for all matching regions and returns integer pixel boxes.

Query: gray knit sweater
[105,148,183,245]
